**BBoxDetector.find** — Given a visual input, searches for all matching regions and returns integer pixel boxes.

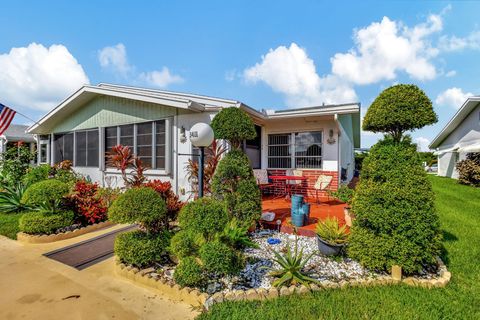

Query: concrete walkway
[0,225,198,320]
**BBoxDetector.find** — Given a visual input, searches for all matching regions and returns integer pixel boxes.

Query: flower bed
[17,220,114,244]
[115,230,451,308]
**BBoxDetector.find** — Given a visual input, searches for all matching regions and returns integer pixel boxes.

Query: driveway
[0,226,197,320]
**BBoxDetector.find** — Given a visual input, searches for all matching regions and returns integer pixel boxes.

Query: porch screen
[268,131,322,169]
[75,129,99,167]
[53,133,74,163]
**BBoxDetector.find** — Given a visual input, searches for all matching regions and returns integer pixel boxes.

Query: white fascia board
[265,104,360,119]
[429,97,480,149]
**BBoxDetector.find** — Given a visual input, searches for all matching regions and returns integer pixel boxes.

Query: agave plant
[315,217,348,245]
[0,182,31,213]
[268,237,317,287]
[35,199,63,214]
[218,219,258,249]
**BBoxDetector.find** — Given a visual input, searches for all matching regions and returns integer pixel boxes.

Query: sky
[1,0,479,150]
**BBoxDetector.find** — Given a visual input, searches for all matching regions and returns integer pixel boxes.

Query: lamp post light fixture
[189,122,214,198]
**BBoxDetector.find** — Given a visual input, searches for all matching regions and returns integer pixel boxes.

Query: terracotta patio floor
[260,196,347,237]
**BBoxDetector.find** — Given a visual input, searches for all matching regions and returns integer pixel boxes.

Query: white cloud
[439,30,480,51]
[139,67,184,88]
[445,70,456,77]
[98,43,132,75]
[415,136,431,152]
[331,14,442,85]
[0,43,89,111]
[243,43,357,107]
[98,43,183,88]
[435,87,474,109]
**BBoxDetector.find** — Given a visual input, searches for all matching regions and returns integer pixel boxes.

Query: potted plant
[329,185,355,227]
[315,217,348,256]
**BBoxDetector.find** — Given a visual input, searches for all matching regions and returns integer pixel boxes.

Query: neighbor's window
[104,120,167,170]
[75,129,99,167]
[53,133,74,163]
[267,131,322,169]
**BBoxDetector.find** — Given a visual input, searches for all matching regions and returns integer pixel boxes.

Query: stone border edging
[17,221,114,244]
[114,257,451,310]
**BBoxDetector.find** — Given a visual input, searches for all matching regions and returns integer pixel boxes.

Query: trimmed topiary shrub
[23,164,51,186]
[348,137,442,274]
[114,230,171,267]
[21,179,70,207]
[173,256,205,287]
[169,230,203,259]
[19,210,74,234]
[456,152,480,187]
[108,187,167,233]
[212,150,261,227]
[177,197,229,240]
[211,107,256,149]
[199,240,244,275]
[363,84,437,142]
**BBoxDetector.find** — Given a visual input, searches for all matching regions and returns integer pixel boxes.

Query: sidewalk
[0,225,197,320]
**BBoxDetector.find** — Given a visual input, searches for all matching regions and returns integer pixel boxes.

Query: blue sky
[1,1,479,149]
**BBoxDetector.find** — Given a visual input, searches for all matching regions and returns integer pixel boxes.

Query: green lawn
[198,176,480,320]
[0,212,24,239]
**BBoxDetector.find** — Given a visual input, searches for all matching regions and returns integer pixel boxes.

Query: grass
[0,212,25,239]
[198,176,480,320]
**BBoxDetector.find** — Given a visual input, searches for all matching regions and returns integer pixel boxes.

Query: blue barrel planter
[291,213,304,227]
[291,194,304,215]
[302,203,311,224]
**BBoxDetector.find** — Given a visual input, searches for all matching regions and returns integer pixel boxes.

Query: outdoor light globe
[190,122,214,147]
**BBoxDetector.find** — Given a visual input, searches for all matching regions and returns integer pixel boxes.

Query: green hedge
[199,240,244,276]
[21,179,69,207]
[114,230,171,267]
[170,230,202,259]
[177,198,229,240]
[19,210,74,234]
[108,187,167,232]
[348,137,442,274]
[173,256,205,287]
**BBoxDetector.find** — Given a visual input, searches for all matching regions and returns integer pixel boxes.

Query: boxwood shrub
[173,256,205,287]
[114,230,171,267]
[211,149,261,227]
[177,198,229,240]
[21,179,69,207]
[348,137,442,274]
[199,240,244,276]
[108,187,167,232]
[19,210,74,234]
[170,230,203,259]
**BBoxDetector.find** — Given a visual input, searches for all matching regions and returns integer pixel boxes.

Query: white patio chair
[313,174,333,203]
[253,169,273,195]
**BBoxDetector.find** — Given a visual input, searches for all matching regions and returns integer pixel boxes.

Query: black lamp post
[189,123,214,198]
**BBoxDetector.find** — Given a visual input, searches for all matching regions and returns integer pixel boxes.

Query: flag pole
[14,110,41,127]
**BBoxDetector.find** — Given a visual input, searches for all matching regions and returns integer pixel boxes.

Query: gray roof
[1,124,35,142]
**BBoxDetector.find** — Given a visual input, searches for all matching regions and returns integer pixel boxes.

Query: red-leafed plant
[106,145,146,188]
[144,179,184,226]
[69,180,108,225]
[185,140,227,197]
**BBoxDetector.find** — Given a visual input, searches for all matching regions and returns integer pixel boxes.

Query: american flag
[0,103,16,136]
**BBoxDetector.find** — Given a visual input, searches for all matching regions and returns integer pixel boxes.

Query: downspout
[175,109,179,195]
[334,114,341,185]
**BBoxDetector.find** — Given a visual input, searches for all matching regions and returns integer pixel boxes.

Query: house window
[268,131,323,169]
[39,143,48,163]
[75,129,99,167]
[104,119,167,170]
[53,133,74,163]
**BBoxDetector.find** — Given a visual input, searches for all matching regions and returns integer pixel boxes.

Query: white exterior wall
[260,117,339,172]
[436,104,480,178]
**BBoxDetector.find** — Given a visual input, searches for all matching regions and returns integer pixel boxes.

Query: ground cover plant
[197,176,480,320]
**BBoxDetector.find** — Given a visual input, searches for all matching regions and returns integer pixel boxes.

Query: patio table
[269,175,308,199]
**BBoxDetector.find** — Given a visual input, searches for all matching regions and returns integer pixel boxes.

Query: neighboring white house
[429,96,480,178]
[0,124,36,155]
[27,83,361,200]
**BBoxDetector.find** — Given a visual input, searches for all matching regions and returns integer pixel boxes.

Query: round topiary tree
[199,240,244,276]
[211,149,261,227]
[22,179,70,207]
[363,84,437,142]
[108,187,167,233]
[173,256,205,287]
[211,107,256,149]
[348,137,442,274]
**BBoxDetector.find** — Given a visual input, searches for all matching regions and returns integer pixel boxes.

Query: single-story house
[429,96,480,178]
[0,124,36,155]
[27,83,361,200]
